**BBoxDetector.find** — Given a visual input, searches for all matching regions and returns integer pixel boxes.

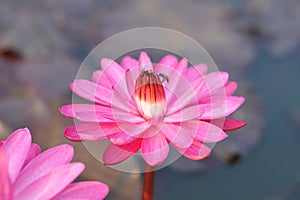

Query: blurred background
[0,0,300,199]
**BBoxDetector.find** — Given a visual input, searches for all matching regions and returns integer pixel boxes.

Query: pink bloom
[0,128,109,200]
[60,52,246,166]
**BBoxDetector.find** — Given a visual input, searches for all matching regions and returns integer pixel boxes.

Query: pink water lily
[60,52,246,166]
[0,128,109,200]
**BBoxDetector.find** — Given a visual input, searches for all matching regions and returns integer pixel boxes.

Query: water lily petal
[161,123,193,148]
[225,81,238,95]
[154,55,185,75]
[1,128,31,183]
[70,79,112,106]
[153,55,186,91]
[61,104,144,123]
[156,54,178,69]
[184,64,207,82]
[103,139,141,165]
[139,52,153,70]
[174,140,211,160]
[76,110,144,124]
[62,105,148,137]
[0,150,12,200]
[164,120,227,144]
[64,123,119,142]
[101,58,125,85]
[199,81,238,105]
[197,72,229,101]
[199,96,245,119]
[207,118,247,131]
[193,120,228,143]
[109,132,139,146]
[111,70,140,115]
[164,104,204,122]
[165,59,188,99]
[22,143,41,169]
[121,56,139,70]
[15,163,84,200]
[115,121,151,138]
[14,144,74,195]
[141,134,169,166]
[174,58,188,74]
[52,181,109,200]
[92,70,112,89]
[165,79,199,115]
[60,104,114,123]
[223,118,247,131]
[124,69,139,113]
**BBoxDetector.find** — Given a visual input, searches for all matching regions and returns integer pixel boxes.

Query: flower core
[134,69,166,122]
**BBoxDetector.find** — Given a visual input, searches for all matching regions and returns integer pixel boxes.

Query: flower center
[135,69,166,121]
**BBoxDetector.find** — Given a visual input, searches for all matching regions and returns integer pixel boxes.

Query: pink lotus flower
[60,52,246,166]
[0,128,109,200]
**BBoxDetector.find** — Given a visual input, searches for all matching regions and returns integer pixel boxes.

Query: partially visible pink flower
[0,128,109,200]
[60,52,246,166]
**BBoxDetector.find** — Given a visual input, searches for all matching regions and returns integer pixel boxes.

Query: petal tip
[70,81,75,89]
[21,127,30,134]
[70,162,85,174]
[59,105,73,118]
[11,128,32,141]
[219,132,228,141]
[139,52,152,68]
[100,58,114,69]
[140,51,149,58]
[64,127,82,142]
[56,144,75,158]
